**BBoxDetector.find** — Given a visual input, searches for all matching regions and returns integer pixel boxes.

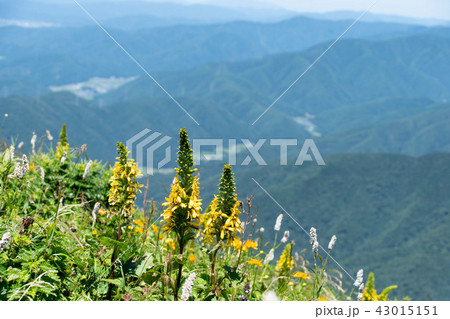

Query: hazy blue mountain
[0,0,294,28]
[2,33,449,160]
[0,16,428,96]
[304,10,450,26]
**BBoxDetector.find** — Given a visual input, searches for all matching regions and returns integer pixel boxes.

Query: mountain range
[1,7,449,299]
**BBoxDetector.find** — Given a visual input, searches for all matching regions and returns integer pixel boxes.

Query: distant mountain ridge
[0,15,430,96]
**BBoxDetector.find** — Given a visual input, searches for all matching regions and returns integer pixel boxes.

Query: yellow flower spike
[276,244,294,272]
[108,143,142,217]
[247,258,263,267]
[151,224,158,232]
[318,297,328,301]
[189,254,196,264]
[135,227,144,234]
[293,272,309,280]
[165,238,176,250]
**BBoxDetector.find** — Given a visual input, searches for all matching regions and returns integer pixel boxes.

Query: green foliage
[1,133,392,301]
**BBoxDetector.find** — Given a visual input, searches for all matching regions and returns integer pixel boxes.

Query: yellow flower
[108,143,142,217]
[276,244,294,272]
[165,238,176,250]
[29,164,35,171]
[134,218,145,228]
[202,197,242,245]
[244,239,258,250]
[161,176,202,232]
[151,224,158,232]
[231,237,242,250]
[92,230,98,235]
[247,258,263,267]
[293,272,308,280]
[135,227,144,233]
[99,208,106,216]
[189,254,196,264]
[318,297,328,301]
[159,235,164,240]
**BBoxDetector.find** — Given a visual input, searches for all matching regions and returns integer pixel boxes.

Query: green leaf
[98,236,127,249]
[223,265,241,282]
[141,269,162,285]
[135,254,154,277]
[101,278,125,289]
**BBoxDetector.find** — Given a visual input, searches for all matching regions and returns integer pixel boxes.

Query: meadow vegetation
[0,125,398,301]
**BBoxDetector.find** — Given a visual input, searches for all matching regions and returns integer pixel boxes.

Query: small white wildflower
[354,269,364,287]
[253,218,257,224]
[180,272,196,301]
[259,227,264,233]
[328,235,337,250]
[61,151,67,164]
[39,166,45,183]
[262,290,280,301]
[310,227,317,245]
[30,132,37,155]
[92,202,100,221]
[4,113,7,117]
[274,214,283,231]
[82,160,93,179]
[46,130,53,141]
[17,141,24,149]
[281,230,290,243]
[9,146,14,161]
[240,222,245,231]
[294,252,300,261]
[357,283,364,301]
[0,232,11,251]
[312,240,319,256]
[13,163,24,179]
[22,155,29,172]
[263,248,274,265]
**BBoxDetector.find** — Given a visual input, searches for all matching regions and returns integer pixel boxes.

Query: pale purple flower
[180,273,196,301]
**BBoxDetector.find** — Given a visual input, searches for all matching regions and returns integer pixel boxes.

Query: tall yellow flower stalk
[56,123,69,159]
[106,142,142,299]
[202,165,242,245]
[202,164,242,293]
[161,128,202,300]
[276,243,294,292]
[108,142,142,217]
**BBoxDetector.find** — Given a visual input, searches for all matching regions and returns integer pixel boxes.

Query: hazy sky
[168,0,450,20]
